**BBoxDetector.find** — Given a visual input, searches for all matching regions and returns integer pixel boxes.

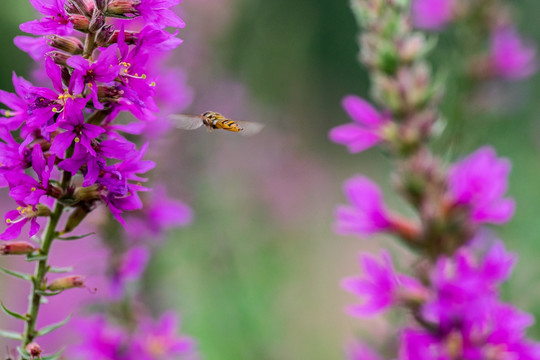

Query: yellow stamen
[150,82,156,87]
[74,137,80,143]
[6,219,11,224]
[31,187,36,192]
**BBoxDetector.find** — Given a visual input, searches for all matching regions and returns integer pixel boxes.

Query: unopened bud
[68,14,90,32]
[398,34,426,63]
[0,241,35,255]
[96,24,115,47]
[63,206,90,233]
[61,67,72,89]
[35,204,52,217]
[25,343,42,358]
[47,35,83,54]
[108,30,137,45]
[66,0,95,17]
[89,13,106,32]
[95,0,110,11]
[48,51,71,66]
[48,275,85,291]
[74,185,100,202]
[106,0,140,16]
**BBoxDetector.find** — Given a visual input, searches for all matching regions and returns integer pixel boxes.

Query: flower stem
[22,171,72,346]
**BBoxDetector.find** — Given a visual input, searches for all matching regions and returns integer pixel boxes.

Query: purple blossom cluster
[332,0,540,358]
[411,0,537,81]
[75,312,195,360]
[0,0,186,241]
[0,0,197,357]
[344,242,540,359]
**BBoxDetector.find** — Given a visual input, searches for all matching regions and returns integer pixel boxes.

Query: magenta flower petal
[411,0,455,30]
[329,124,381,153]
[491,27,538,80]
[448,146,515,225]
[335,175,392,236]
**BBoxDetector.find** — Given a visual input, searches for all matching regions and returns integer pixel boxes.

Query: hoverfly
[169,111,264,136]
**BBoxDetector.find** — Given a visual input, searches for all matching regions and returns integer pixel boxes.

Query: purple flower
[490,27,538,80]
[13,36,53,61]
[335,175,393,236]
[342,251,425,316]
[136,0,185,30]
[20,0,73,36]
[448,146,515,225]
[72,316,129,360]
[133,312,195,360]
[411,0,456,31]
[125,185,193,242]
[50,110,105,157]
[0,73,33,130]
[110,246,150,298]
[329,96,391,153]
[0,206,41,240]
[6,145,54,206]
[67,45,121,109]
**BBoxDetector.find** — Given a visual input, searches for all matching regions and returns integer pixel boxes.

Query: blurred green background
[1,0,540,359]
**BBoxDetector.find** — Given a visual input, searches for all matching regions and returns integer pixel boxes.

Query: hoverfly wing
[169,114,204,130]
[235,121,265,136]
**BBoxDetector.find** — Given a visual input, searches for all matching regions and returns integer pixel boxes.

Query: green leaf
[41,348,65,360]
[56,232,95,241]
[0,266,32,281]
[0,329,22,340]
[48,266,74,273]
[35,289,63,297]
[26,254,47,262]
[17,346,30,360]
[1,302,27,321]
[36,314,71,336]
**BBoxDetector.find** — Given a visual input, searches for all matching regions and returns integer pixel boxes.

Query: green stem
[22,170,72,347]
[83,32,96,58]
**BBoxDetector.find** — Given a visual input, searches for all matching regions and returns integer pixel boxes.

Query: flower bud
[66,0,95,17]
[47,275,85,291]
[35,204,52,217]
[108,30,137,45]
[106,0,140,16]
[47,35,83,54]
[0,241,35,255]
[63,206,90,234]
[96,24,115,47]
[95,0,110,11]
[25,343,42,358]
[74,185,100,202]
[68,14,90,32]
[89,13,106,32]
[48,51,71,66]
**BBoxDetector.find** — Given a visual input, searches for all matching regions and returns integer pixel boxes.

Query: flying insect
[169,111,264,136]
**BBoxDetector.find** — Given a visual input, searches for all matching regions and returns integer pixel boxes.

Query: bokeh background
[1,0,540,358]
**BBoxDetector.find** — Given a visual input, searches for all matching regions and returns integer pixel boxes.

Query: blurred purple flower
[0,206,41,240]
[125,185,193,242]
[335,175,392,236]
[329,95,391,153]
[20,0,73,36]
[110,245,150,298]
[490,27,538,80]
[13,36,53,61]
[136,0,186,29]
[133,312,195,360]
[448,146,515,225]
[411,0,456,31]
[73,316,129,360]
[342,251,425,316]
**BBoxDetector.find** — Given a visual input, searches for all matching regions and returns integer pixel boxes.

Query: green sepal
[35,289,63,297]
[48,266,74,273]
[56,232,95,241]
[41,348,65,360]
[0,266,32,281]
[0,329,22,340]
[1,302,28,321]
[36,314,71,336]
[26,254,47,262]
